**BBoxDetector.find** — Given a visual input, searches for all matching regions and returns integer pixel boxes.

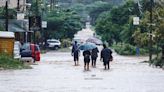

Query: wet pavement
[0,49,164,92]
[0,28,164,92]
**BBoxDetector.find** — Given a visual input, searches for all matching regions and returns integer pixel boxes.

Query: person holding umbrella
[100,44,113,70]
[71,41,80,66]
[79,42,97,70]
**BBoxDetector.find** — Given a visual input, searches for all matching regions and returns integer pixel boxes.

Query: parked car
[20,43,40,61]
[13,41,21,59]
[47,39,61,49]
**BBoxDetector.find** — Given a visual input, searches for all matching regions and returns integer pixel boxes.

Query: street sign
[133,17,139,25]
[17,13,25,20]
[42,21,47,28]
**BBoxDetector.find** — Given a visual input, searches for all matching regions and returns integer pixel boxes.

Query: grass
[57,47,71,52]
[0,54,32,70]
[40,50,47,54]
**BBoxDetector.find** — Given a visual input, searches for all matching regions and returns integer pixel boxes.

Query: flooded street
[0,28,164,92]
[0,50,164,92]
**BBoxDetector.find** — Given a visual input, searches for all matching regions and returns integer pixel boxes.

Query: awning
[0,19,29,32]
[8,24,25,32]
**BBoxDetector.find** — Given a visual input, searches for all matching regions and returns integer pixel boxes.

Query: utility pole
[36,0,39,15]
[149,0,153,62]
[34,0,40,63]
[5,0,8,31]
[17,0,20,11]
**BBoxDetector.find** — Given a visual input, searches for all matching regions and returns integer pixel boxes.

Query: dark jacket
[101,48,112,62]
[72,44,79,57]
[91,47,99,58]
[83,50,91,62]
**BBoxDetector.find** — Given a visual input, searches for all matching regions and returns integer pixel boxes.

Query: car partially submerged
[20,43,40,61]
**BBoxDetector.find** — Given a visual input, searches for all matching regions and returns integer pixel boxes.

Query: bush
[112,43,148,55]
[150,54,164,68]
[0,54,31,70]
[61,39,72,48]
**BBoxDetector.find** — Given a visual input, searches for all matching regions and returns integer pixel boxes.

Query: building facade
[0,0,26,11]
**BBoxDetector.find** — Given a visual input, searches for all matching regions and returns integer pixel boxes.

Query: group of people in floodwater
[71,41,113,71]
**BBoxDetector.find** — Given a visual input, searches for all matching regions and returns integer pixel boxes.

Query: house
[0,0,33,43]
[0,0,26,11]
[8,19,33,43]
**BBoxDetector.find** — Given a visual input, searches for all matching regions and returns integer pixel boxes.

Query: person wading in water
[71,41,80,66]
[100,44,113,70]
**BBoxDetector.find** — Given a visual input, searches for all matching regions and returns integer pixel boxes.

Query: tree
[30,0,43,16]
[69,3,88,24]
[95,0,139,45]
[46,9,83,40]
[154,6,164,59]
[132,0,164,59]
[87,1,112,25]
[132,28,149,47]
[0,7,17,19]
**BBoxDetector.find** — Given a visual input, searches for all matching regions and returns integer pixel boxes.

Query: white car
[13,41,21,59]
[47,39,61,49]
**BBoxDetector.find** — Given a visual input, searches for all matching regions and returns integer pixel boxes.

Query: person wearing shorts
[91,47,99,67]
[83,50,91,71]
[71,41,80,66]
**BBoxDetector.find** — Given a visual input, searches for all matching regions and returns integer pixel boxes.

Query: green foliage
[59,0,124,6]
[112,43,135,55]
[87,1,112,25]
[96,14,123,45]
[61,39,72,48]
[132,1,164,59]
[112,43,149,55]
[112,43,160,55]
[95,0,141,45]
[69,3,88,24]
[95,0,164,54]
[46,9,83,40]
[0,54,31,69]
[70,3,86,15]
[30,0,43,16]
[0,7,17,19]
[132,28,149,47]
[59,0,124,23]
[150,54,164,68]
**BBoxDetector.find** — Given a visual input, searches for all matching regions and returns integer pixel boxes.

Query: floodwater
[0,28,164,92]
[0,50,164,92]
